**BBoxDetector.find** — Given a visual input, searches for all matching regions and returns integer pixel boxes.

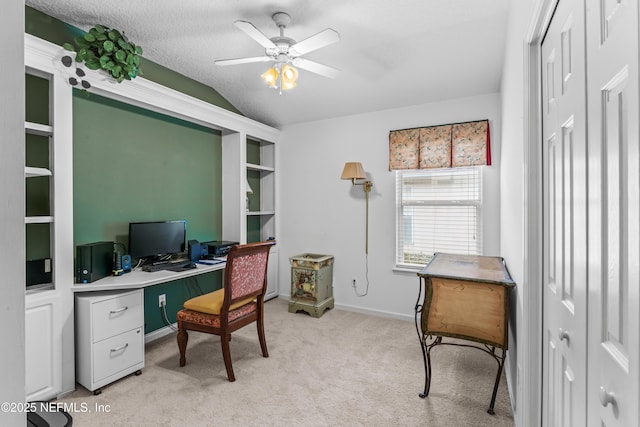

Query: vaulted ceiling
[25,0,509,128]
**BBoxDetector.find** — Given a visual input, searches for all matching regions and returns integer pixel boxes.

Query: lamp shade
[261,67,278,88]
[281,64,298,90]
[341,162,367,180]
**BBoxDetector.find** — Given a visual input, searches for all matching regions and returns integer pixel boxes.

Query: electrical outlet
[158,294,166,307]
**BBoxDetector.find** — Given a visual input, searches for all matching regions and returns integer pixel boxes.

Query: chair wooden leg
[221,333,235,382]
[257,316,269,358]
[177,327,188,367]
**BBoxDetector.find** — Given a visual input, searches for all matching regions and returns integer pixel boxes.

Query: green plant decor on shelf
[63,24,143,83]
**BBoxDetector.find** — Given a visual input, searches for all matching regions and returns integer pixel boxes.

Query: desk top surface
[71,261,226,293]
[418,253,515,286]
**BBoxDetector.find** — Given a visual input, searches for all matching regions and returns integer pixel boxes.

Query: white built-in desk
[71,261,226,293]
[72,262,226,394]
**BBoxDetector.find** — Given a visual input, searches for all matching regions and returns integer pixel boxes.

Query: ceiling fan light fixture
[282,80,297,90]
[282,64,298,81]
[281,64,298,90]
[261,67,279,88]
[217,12,339,93]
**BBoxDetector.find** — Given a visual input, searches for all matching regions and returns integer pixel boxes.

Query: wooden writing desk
[415,253,515,414]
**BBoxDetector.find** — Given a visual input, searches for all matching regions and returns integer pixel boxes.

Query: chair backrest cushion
[183,288,254,315]
[229,250,269,300]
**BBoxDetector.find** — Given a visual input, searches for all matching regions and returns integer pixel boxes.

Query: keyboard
[198,259,225,266]
[165,261,197,272]
[142,260,195,272]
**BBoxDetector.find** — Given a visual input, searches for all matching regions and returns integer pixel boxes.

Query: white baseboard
[277,293,413,322]
[145,324,176,343]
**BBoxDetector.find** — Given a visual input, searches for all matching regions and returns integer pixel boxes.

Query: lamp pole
[362,181,372,254]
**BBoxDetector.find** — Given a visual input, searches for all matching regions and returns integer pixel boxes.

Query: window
[395,167,482,268]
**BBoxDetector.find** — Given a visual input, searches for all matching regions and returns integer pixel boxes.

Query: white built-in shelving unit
[24,33,280,399]
[24,35,75,401]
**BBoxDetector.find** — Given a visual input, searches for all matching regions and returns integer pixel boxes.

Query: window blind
[395,167,482,268]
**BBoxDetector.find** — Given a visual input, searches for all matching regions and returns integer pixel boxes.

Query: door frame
[522,0,559,426]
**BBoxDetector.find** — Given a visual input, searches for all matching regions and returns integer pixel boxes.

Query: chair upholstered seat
[177,303,257,328]
[176,241,275,382]
[182,287,255,315]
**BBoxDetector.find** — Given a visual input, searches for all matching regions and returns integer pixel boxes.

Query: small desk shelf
[415,253,515,415]
[71,262,226,293]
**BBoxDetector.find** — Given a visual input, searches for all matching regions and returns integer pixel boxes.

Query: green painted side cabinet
[288,253,334,318]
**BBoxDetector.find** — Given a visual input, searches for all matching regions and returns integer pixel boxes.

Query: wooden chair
[176,241,275,381]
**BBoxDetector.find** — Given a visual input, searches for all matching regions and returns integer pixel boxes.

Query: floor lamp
[340,162,372,254]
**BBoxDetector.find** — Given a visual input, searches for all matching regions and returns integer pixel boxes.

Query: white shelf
[247,163,275,173]
[25,216,54,224]
[26,283,55,294]
[246,211,275,216]
[25,166,52,178]
[25,121,53,136]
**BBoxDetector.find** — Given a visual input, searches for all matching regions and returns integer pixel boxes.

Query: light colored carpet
[60,298,514,426]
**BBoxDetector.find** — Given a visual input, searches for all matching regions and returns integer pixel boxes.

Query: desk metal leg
[418,336,430,398]
[415,280,442,399]
[418,335,441,398]
[487,348,506,415]
[416,335,506,415]
[415,282,430,398]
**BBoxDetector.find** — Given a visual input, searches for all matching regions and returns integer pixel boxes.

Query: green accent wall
[73,92,224,333]
[25,6,247,333]
[72,92,222,246]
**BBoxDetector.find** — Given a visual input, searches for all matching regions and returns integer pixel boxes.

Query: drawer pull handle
[110,306,128,315]
[110,343,129,353]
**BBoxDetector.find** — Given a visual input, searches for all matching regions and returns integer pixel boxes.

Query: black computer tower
[76,241,114,283]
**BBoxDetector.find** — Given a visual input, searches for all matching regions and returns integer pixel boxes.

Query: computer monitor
[128,220,186,261]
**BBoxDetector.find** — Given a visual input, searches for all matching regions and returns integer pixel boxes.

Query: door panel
[586,0,639,422]
[542,0,588,425]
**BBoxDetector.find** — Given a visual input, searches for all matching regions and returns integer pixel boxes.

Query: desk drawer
[93,327,144,383]
[92,291,143,342]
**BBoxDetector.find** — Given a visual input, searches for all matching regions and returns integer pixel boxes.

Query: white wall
[500,1,544,426]
[0,0,26,424]
[277,93,501,320]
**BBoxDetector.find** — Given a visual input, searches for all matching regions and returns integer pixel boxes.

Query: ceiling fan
[215,12,340,92]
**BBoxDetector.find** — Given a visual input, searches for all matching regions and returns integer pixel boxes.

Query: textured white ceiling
[26,0,509,128]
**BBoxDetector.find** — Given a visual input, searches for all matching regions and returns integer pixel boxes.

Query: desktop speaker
[112,252,132,276]
[122,254,132,272]
[76,241,114,283]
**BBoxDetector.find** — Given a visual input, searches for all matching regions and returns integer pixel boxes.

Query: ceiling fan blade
[292,58,340,79]
[289,28,340,56]
[215,56,272,66]
[234,20,277,49]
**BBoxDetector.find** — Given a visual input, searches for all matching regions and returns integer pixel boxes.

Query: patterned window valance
[389,119,491,170]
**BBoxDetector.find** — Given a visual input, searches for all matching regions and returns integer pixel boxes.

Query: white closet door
[586,0,640,425]
[541,0,588,425]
